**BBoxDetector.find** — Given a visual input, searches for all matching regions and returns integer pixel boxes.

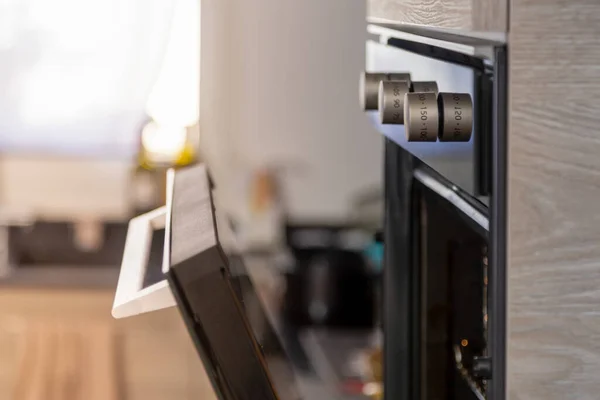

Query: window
[0,0,199,158]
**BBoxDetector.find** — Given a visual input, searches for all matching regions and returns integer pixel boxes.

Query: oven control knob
[360,72,411,111]
[387,73,412,85]
[404,92,439,142]
[378,80,410,124]
[377,80,438,125]
[411,81,439,95]
[404,92,473,142]
[438,92,473,142]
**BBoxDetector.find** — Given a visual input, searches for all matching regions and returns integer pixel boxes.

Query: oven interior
[417,178,488,400]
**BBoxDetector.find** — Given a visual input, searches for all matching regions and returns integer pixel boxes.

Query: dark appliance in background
[283,225,377,328]
[9,223,127,267]
[363,22,507,400]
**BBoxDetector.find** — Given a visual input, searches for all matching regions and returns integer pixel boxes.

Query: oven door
[383,144,491,400]
[416,166,489,400]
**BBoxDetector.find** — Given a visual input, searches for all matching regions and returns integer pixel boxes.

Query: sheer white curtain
[0,0,193,158]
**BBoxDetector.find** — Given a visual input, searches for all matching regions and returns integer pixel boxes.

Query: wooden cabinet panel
[508,1,600,399]
[368,0,471,29]
[472,0,507,31]
[367,0,507,31]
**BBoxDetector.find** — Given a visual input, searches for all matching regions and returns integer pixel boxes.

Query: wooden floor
[0,288,217,400]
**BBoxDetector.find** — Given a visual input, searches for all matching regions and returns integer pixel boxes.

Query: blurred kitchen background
[0,0,387,399]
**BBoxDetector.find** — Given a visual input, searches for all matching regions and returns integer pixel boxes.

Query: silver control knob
[404,92,439,142]
[388,73,412,83]
[377,80,438,124]
[360,72,411,111]
[378,80,410,124]
[404,92,473,142]
[411,81,439,95]
[437,93,473,142]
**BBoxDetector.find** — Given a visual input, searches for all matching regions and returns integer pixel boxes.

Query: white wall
[199,0,382,222]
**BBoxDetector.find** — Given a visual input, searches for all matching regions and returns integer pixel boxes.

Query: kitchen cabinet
[508,1,600,399]
[368,0,507,31]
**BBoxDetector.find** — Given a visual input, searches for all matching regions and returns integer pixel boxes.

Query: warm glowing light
[362,382,382,396]
[461,339,469,347]
[141,122,187,159]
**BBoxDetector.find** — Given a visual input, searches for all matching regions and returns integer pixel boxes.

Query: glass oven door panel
[164,165,303,400]
[419,181,487,400]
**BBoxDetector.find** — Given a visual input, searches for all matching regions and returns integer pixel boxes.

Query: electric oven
[362,21,507,400]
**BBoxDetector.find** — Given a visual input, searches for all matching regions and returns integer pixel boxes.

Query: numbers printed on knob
[404,91,472,142]
[371,75,472,143]
[404,92,438,142]
[438,92,473,142]
[379,80,410,124]
[360,72,411,111]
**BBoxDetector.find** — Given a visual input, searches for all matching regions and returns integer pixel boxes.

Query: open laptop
[112,164,300,400]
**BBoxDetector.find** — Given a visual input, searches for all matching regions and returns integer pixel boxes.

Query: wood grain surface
[12,322,118,400]
[368,0,472,29]
[508,1,600,399]
[471,0,507,31]
[367,0,507,31]
[0,289,217,400]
